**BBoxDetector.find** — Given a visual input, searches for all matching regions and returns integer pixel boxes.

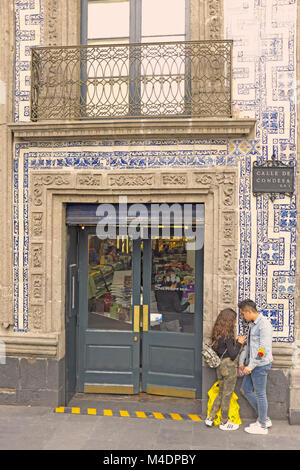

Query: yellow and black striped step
[55,407,202,422]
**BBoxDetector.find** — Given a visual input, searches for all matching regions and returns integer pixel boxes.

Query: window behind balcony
[82,0,189,45]
[30,2,231,120]
[81,0,189,117]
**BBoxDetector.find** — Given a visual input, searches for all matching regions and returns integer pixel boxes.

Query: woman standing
[205,308,246,431]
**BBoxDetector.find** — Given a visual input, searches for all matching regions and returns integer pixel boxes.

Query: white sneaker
[219,420,239,431]
[249,417,272,428]
[245,422,268,435]
[205,417,214,427]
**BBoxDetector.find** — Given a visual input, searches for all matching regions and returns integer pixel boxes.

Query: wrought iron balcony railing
[30,40,232,121]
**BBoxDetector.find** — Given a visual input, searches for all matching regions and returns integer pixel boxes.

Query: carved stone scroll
[32,174,71,206]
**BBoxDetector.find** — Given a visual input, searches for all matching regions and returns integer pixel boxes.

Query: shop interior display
[88,237,132,329]
[150,238,195,332]
[87,236,195,332]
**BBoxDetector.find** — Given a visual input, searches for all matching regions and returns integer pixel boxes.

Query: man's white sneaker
[219,420,239,431]
[245,422,268,435]
[205,417,214,427]
[249,417,272,428]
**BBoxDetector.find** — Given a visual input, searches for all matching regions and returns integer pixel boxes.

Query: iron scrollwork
[30,40,233,121]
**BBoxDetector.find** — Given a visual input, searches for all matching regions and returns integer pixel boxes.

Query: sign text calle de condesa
[252,155,295,199]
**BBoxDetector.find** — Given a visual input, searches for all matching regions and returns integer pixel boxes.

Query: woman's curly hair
[211,308,237,349]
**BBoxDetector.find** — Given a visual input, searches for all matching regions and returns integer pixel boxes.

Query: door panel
[148,343,195,375]
[142,334,198,397]
[78,228,141,394]
[141,212,204,398]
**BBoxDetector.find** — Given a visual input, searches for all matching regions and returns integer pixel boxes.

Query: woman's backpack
[202,341,227,368]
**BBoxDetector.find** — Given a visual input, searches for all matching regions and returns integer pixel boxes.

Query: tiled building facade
[0,0,299,423]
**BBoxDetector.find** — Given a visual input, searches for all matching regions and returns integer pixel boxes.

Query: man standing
[238,299,273,435]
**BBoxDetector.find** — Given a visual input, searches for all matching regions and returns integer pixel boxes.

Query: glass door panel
[88,235,133,330]
[78,228,141,394]
[150,237,195,333]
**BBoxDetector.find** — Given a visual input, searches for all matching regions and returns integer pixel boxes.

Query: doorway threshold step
[66,392,202,415]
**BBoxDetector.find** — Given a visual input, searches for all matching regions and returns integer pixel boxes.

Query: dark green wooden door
[77,228,141,394]
[141,236,204,398]
[71,204,204,398]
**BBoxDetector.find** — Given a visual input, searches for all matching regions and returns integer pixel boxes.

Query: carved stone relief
[194,170,237,307]
[162,174,187,186]
[30,305,43,330]
[32,244,43,270]
[27,168,238,333]
[0,286,13,328]
[76,173,102,188]
[190,0,224,41]
[45,0,59,46]
[43,0,80,47]
[32,274,43,300]
[32,174,71,206]
[221,278,234,304]
[222,212,235,240]
[31,212,43,237]
[29,172,73,331]
[207,0,223,40]
[109,174,154,187]
[222,247,234,273]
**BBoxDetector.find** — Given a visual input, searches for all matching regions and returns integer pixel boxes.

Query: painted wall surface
[13,0,297,343]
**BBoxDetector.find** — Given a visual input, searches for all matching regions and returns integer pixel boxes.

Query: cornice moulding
[9,118,256,141]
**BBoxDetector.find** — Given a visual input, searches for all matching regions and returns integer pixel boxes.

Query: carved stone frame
[26,168,238,360]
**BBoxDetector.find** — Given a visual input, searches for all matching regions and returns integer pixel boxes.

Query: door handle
[71,275,75,310]
[134,305,140,332]
[143,305,149,331]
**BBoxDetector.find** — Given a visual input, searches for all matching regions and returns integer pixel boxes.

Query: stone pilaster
[43,0,80,46]
[0,0,14,329]
[190,0,224,40]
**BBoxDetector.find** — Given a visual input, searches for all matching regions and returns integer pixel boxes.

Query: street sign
[252,155,294,201]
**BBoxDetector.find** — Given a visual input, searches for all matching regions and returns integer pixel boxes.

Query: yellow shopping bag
[206,381,242,426]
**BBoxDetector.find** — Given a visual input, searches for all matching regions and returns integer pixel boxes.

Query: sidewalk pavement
[0,403,299,451]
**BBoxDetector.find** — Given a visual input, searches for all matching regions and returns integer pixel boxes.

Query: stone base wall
[0,354,297,425]
[0,357,64,406]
